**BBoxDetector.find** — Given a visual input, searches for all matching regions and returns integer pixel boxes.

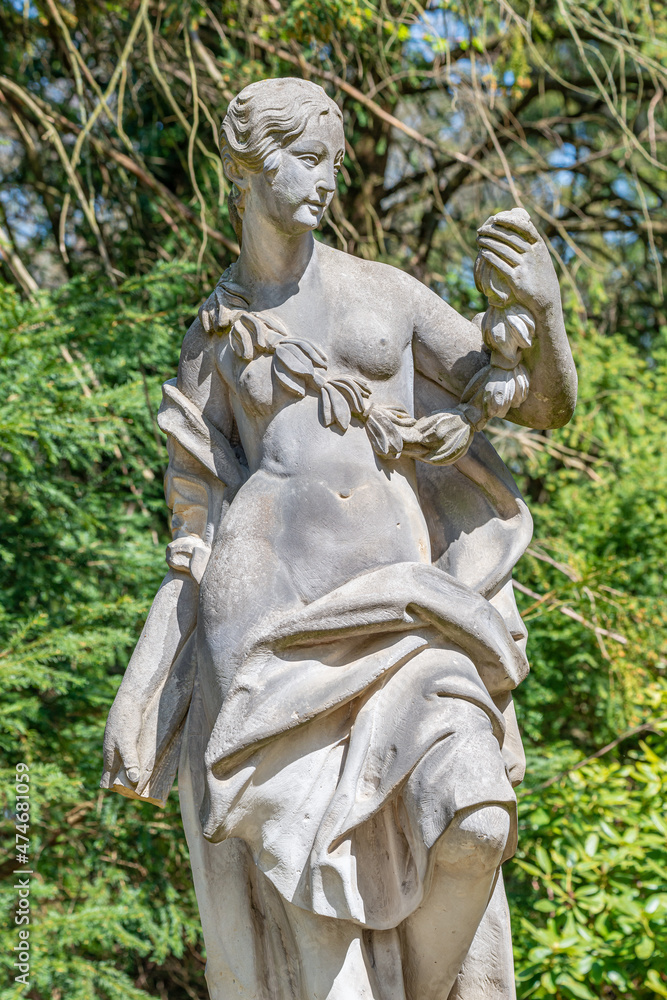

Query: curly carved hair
[219,77,343,241]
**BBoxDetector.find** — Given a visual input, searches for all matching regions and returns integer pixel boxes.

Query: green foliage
[0,269,207,999]
[506,320,667,750]
[510,725,667,999]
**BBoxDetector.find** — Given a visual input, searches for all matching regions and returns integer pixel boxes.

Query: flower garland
[199,264,533,467]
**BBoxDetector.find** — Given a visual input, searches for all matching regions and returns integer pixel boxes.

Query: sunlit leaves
[510,732,667,999]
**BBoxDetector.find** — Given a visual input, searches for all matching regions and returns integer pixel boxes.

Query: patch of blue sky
[603,230,640,247]
[9,0,38,15]
[548,143,578,169]
[406,9,468,64]
[610,174,659,210]
[545,144,581,193]
[560,243,577,264]
[611,175,635,202]
[1,187,47,244]
[553,169,575,189]
[45,78,74,104]
[444,110,465,137]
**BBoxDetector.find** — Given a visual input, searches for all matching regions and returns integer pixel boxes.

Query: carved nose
[316,171,336,195]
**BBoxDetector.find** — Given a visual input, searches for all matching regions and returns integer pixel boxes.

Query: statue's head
[220,77,345,242]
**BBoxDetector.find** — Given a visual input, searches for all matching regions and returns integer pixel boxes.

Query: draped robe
[101,369,532,998]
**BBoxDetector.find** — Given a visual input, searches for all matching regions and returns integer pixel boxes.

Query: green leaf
[556,973,597,999]
[635,937,655,959]
[535,845,553,875]
[645,970,667,998]
[584,833,599,857]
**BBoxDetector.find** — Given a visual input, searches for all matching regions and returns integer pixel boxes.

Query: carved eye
[298,153,320,166]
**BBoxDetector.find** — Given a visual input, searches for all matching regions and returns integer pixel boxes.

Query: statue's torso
[198,249,433,700]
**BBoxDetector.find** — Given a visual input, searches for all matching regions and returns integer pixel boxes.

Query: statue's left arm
[412,208,577,431]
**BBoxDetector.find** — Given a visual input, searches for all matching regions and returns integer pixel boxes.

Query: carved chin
[295,205,323,228]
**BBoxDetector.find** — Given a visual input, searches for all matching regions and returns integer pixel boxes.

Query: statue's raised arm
[101,75,576,1000]
[410,206,577,436]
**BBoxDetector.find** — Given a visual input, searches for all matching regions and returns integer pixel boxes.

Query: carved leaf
[263,313,290,336]
[273,356,306,397]
[243,313,264,346]
[215,292,239,333]
[246,311,289,352]
[365,405,404,459]
[513,364,530,404]
[483,305,535,365]
[281,338,328,368]
[328,376,371,416]
[482,367,518,418]
[218,278,250,309]
[320,385,333,426]
[421,410,474,465]
[200,289,233,334]
[320,383,351,430]
[229,315,255,361]
[253,321,281,352]
[275,341,317,379]
[482,306,509,348]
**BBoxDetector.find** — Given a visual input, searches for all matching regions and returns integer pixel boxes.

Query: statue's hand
[199,287,223,333]
[476,208,560,316]
[198,284,242,333]
[166,535,210,584]
[102,691,144,786]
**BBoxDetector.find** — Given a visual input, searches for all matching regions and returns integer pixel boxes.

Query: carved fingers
[166,535,211,584]
[103,696,143,784]
[115,731,142,785]
[199,287,238,333]
[475,208,558,313]
[199,287,229,333]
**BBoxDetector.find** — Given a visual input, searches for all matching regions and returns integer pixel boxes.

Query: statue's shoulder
[317,242,426,306]
[181,316,213,361]
[176,313,224,409]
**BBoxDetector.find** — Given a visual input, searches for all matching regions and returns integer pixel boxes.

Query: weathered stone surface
[101,76,576,999]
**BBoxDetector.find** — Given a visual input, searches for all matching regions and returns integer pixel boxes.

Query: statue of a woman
[101,77,576,1000]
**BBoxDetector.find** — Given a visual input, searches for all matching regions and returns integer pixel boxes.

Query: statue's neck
[234,224,316,307]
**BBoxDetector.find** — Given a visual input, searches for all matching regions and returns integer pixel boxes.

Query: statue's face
[247,111,345,235]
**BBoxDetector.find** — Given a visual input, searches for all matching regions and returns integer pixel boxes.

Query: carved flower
[482,365,529,418]
[482,304,535,365]
[474,255,512,306]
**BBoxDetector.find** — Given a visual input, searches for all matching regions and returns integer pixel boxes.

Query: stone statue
[101,77,576,999]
